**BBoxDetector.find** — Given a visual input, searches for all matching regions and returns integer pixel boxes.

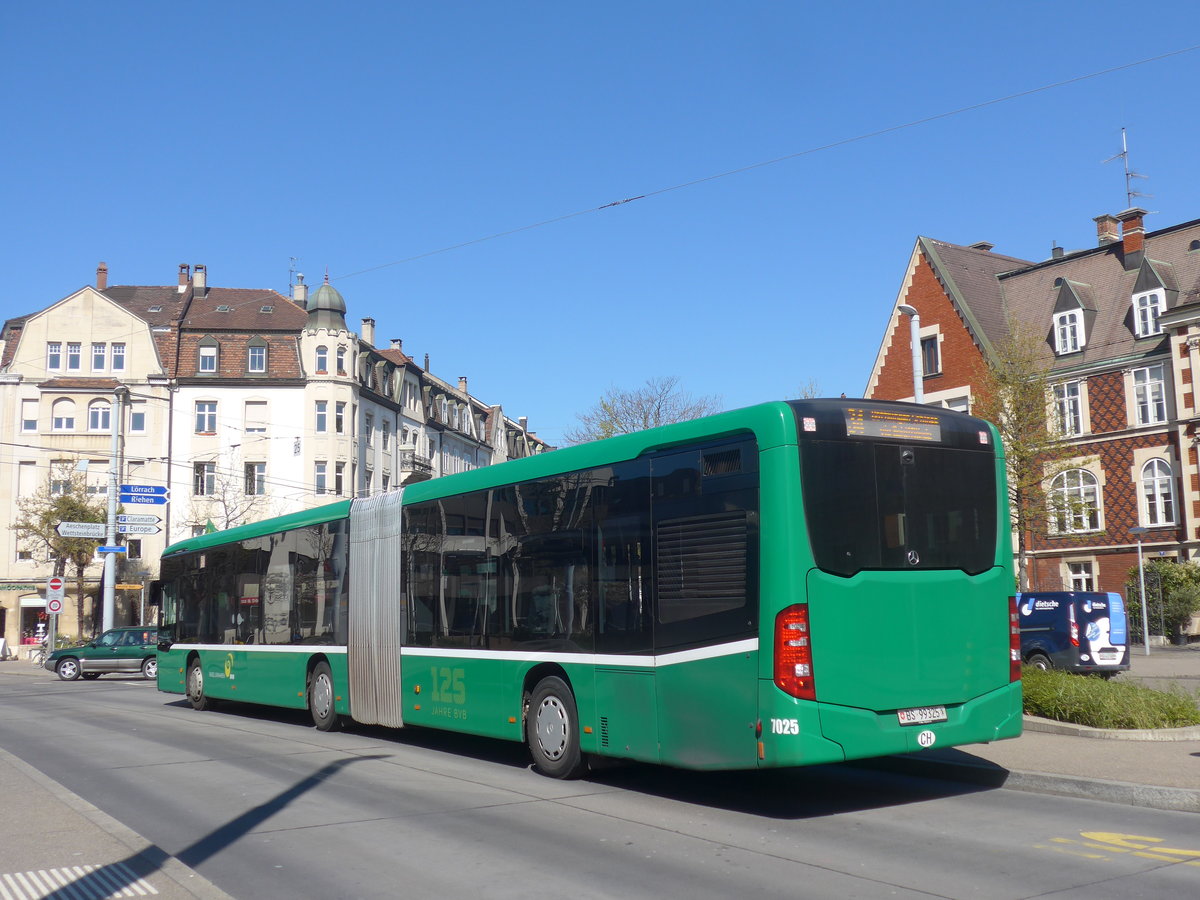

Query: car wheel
[1026,653,1052,671]
[142,656,158,680]
[56,658,82,681]
[308,662,340,732]
[526,676,587,779]
[187,659,211,710]
[81,672,102,680]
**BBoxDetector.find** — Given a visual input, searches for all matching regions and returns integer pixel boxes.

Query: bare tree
[564,376,721,445]
[12,464,107,637]
[182,465,282,534]
[970,323,1088,590]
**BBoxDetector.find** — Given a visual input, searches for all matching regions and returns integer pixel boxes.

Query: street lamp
[1128,526,1151,656]
[897,304,924,404]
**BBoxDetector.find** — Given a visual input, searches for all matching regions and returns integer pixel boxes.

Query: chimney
[1094,214,1119,246]
[361,317,375,347]
[192,264,207,294]
[390,338,403,351]
[293,273,308,308]
[1051,245,1065,259]
[518,416,528,432]
[967,241,994,252]
[178,263,191,293]
[424,353,430,371]
[458,376,468,393]
[1117,208,1147,269]
[96,262,108,291]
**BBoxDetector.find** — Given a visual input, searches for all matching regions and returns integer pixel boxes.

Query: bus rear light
[775,604,815,700]
[1009,596,1021,682]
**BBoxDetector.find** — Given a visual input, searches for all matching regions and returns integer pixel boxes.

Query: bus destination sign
[844,407,942,443]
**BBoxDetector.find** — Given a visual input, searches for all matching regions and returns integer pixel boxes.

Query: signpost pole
[103,385,129,632]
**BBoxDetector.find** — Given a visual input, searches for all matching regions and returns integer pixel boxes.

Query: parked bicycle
[29,639,49,668]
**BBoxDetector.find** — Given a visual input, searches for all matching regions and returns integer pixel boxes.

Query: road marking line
[0,864,157,899]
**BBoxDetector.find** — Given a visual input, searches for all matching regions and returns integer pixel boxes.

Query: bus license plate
[897,706,947,726]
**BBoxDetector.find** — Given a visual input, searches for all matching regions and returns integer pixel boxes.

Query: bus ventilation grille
[600,717,609,747]
[703,448,741,476]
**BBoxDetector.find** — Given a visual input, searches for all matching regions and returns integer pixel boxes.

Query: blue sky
[3,2,1199,446]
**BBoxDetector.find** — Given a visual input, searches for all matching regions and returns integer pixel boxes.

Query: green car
[45,626,160,681]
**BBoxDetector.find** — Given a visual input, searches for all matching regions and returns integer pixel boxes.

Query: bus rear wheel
[308,662,340,732]
[526,676,587,779]
[187,659,212,711]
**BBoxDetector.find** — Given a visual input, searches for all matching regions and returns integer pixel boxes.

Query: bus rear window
[800,439,996,577]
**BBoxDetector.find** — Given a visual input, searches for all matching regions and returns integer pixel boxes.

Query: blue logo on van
[1085,621,1101,642]
[1108,593,1127,645]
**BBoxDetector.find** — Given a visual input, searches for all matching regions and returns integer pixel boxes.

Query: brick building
[867,210,1200,601]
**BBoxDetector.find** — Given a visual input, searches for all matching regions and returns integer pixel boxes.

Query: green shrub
[1021,666,1200,729]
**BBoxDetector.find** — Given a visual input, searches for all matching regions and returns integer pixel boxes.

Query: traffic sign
[119,493,168,506]
[117,514,161,525]
[118,524,161,535]
[47,597,63,614]
[97,546,127,553]
[119,484,169,496]
[57,521,106,538]
[46,577,65,612]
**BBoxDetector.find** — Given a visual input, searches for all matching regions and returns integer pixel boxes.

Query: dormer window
[1133,290,1165,337]
[198,340,219,374]
[1053,310,1085,355]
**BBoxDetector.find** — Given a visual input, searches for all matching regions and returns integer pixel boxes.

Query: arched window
[52,398,76,431]
[87,400,111,432]
[1049,469,1100,534]
[1141,459,1176,526]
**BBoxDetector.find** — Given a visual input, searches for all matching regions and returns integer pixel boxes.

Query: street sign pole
[103,385,129,633]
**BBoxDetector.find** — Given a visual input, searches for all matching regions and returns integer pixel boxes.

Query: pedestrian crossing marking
[0,862,158,899]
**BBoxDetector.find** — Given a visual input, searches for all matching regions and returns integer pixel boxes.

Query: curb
[1022,714,1200,741]
[861,751,1200,815]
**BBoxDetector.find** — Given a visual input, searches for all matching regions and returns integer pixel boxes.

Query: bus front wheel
[187,659,212,711]
[526,676,587,780]
[308,662,340,732]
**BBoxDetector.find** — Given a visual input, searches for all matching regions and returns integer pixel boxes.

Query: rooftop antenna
[1103,127,1151,207]
[288,257,299,299]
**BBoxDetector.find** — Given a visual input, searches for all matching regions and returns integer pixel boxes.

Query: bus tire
[526,676,587,779]
[187,659,212,711]
[308,661,340,732]
[1026,653,1052,672]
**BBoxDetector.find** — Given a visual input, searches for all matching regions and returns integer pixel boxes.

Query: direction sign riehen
[119,493,168,506]
[57,521,106,538]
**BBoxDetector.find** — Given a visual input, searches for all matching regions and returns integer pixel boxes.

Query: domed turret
[307,275,348,331]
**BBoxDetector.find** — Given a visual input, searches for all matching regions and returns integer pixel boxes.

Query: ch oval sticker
[917,730,937,748]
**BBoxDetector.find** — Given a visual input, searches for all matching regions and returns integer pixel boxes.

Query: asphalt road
[1,670,1197,899]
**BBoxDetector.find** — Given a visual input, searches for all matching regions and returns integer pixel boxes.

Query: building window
[20,399,37,433]
[244,401,268,433]
[1141,458,1176,526]
[92,342,106,371]
[1133,364,1166,426]
[1133,291,1165,338]
[128,402,146,433]
[195,401,217,434]
[126,540,142,561]
[248,343,267,373]
[1054,381,1082,436]
[364,413,374,447]
[245,462,266,495]
[361,467,373,496]
[111,343,126,372]
[198,343,218,374]
[1049,469,1100,534]
[920,336,940,376]
[315,346,328,372]
[1053,310,1084,355]
[88,401,111,431]
[382,473,390,492]
[335,401,346,434]
[193,462,216,495]
[315,461,327,494]
[382,420,391,450]
[52,398,75,431]
[47,342,62,370]
[336,347,347,374]
[335,462,345,496]
[67,342,82,371]
[1067,562,1094,592]
[315,400,328,433]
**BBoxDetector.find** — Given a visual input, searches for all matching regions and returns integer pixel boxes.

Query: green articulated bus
[155,398,1022,778]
